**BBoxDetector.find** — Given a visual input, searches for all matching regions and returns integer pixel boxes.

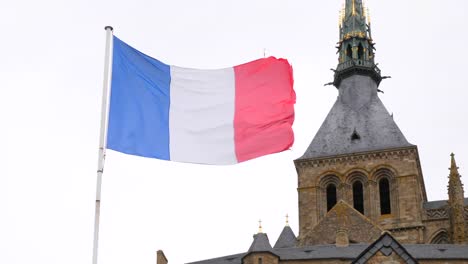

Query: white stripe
[169,66,237,164]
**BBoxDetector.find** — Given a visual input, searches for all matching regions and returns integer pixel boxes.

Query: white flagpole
[93,25,114,264]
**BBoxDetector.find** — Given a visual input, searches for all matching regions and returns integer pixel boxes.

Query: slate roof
[299,75,413,160]
[424,198,468,209]
[187,244,468,264]
[273,225,297,249]
[247,233,275,253]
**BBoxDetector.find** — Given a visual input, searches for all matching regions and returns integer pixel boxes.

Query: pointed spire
[448,152,464,197]
[274,224,297,249]
[285,214,289,226]
[448,153,463,192]
[333,0,381,87]
[258,219,263,234]
[450,153,459,174]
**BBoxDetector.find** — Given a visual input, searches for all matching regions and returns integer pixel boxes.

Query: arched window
[379,178,391,214]
[326,184,337,211]
[430,230,450,244]
[353,181,364,214]
[357,43,364,60]
[258,257,263,264]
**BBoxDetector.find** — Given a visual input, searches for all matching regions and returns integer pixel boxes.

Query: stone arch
[373,168,399,217]
[318,175,342,217]
[345,171,369,215]
[428,229,450,244]
[316,170,344,185]
[370,166,398,181]
[357,43,364,60]
[345,170,369,184]
[319,174,341,189]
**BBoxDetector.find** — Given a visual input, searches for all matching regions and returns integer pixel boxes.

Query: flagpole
[93,25,114,264]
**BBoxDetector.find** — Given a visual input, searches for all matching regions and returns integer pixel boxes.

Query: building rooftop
[299,75,413,160]
[424,198,468,209]
[187,243,468,264]
[273,225,297,249]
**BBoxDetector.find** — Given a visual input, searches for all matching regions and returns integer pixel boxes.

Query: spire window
[352,181,364,214]
[346,45,353,60]
[357,43,364,60]
[326,184,338,211]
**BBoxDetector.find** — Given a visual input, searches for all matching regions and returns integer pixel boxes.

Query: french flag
[107,36,295,165]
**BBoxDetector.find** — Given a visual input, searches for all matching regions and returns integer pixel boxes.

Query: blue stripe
[107,36,171,160]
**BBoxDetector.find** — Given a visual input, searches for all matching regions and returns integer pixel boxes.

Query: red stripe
[233,57,295,162]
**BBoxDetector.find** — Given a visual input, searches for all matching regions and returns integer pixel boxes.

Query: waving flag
[107,36,295,164]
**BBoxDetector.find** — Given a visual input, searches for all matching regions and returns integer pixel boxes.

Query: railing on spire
[336,59,380,74]
[333,59,382,88]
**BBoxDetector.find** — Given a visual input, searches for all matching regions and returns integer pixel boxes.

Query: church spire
[447,153,467,244]
[334,0,381,87]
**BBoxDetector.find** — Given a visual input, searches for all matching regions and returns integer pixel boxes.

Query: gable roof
[299,200,383,246]
[352,233,418,264]
[274,225,297,249]
[299,75,412,160]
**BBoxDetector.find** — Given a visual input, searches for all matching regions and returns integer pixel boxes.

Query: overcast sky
[2,0,468,264]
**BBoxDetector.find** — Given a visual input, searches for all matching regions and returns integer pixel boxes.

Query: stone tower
[294,0,429,244]
[448,153,467,244]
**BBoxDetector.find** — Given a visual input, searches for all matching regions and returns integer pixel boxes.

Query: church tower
[180,2,468,264]
[294,0,429,244]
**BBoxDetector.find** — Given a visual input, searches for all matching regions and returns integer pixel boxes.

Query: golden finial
[285,214,289,226]
[339,9,342,27]
[258,219,263,233]
[362,0,365,16]
[342,3,346,21]
[367,7,371,24]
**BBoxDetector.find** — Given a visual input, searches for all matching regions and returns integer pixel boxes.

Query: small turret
[242,222,279,264]
[274,215,297,248]
[447,153,467,244]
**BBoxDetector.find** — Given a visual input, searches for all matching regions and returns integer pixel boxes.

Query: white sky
[2,0,468,263]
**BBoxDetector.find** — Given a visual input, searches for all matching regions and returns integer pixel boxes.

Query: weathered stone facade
[295,146,429,244]
[295,143,468,246]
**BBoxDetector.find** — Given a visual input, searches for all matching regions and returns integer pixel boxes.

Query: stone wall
[423,219,450,243]
[243,253,278,264]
